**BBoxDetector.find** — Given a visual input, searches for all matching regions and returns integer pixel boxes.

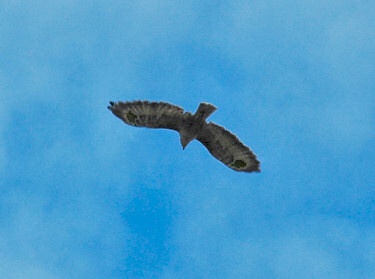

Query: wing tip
[108,101,116,110]
[242,166,261,173]
[252,160,261,173]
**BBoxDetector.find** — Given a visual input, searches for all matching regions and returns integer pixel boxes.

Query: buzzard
[108,100,260,173]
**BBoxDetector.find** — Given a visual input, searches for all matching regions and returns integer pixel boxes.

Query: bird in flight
[108,100,260,173]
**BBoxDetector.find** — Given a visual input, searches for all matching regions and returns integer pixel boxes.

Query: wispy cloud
[1,0,374,278]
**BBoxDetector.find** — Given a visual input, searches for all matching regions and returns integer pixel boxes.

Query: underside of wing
[108,100,185,131]
[196,122,261,173]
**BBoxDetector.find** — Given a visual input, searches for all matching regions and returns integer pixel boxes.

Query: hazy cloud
[1,0,374,278]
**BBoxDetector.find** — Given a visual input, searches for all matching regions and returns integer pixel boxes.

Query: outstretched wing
[108,100,185,131]
[196,122,260,173]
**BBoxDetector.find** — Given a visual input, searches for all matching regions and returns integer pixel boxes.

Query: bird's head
[180,135,193,150]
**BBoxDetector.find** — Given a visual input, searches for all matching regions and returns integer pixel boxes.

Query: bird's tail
[194,102,217,120]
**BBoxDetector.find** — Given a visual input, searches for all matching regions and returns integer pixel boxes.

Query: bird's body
[179,115,205,149]
[108,100,260,173]
[179,103,217,149]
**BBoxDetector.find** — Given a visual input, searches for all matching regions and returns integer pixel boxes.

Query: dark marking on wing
[231,159,246,168]
[126,111,137,124]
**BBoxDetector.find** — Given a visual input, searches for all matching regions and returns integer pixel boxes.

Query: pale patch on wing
[197,122,260,173]
[108,100,185,131]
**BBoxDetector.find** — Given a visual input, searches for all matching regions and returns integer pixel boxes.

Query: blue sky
[1,1,375,278]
